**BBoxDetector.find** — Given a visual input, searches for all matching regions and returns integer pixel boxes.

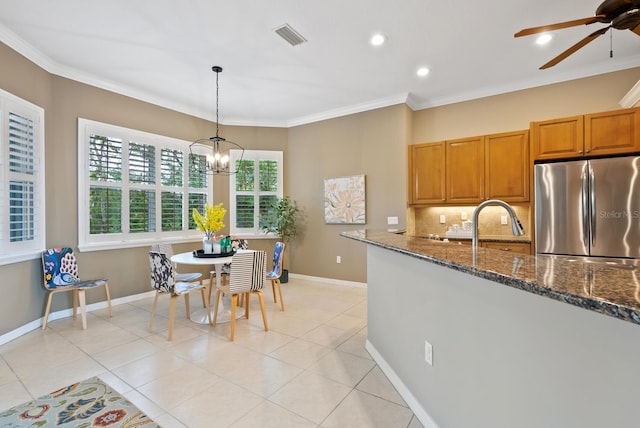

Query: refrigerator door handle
[581,168,589,248]
[590,167,596,247]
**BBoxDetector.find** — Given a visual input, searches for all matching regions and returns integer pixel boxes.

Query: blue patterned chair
[41,247,112,330]
[267,242,286,311]
[149,251,212,341]
[212,250,268,341]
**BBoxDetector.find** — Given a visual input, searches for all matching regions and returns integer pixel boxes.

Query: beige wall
[0,38,638,336]
[412,68,640,143]
[287,104,411,282]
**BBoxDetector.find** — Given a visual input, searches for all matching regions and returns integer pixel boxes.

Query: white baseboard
[366,339,440,428]
[0,290,156,346]
[288,272,367,288]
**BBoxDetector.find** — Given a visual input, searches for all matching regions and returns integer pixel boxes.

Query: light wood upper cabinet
[485,130,529,202]
[532,107,640,161]
[585,108,640,156]
[531,115,584,160]
[408,142,445,204]
[446,136,484,203]
[409,130,529,205]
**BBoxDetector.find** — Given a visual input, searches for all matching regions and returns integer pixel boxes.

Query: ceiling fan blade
[515,16,606,37]
[540,26,610,69]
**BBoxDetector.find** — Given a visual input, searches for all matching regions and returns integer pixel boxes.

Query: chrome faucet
[472,199,525,257]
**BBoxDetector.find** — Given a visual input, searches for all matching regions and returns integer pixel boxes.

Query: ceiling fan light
[536,34,553,45]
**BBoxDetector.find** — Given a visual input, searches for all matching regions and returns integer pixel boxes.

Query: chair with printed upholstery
[267,241,286,311]
[151,243,207,306]
[212,250,268,341]
[41,247,112,330]
[148,251,212,341]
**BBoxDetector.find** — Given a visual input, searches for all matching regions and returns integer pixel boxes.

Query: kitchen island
[341,229,640,428]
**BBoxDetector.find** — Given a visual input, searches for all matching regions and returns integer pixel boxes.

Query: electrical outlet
[461,211,467,220]
[387,216,399,225]
[439,215,446,224]
[336,256,341,263]
[425,340,433,366]
[501,215,508,225]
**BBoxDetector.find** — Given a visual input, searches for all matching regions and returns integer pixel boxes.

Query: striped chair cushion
[228,250,267,294]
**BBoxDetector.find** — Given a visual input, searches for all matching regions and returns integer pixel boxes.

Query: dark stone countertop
[341,229,640,326]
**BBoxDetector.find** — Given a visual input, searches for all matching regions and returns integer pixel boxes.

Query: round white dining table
[170,250,238,324]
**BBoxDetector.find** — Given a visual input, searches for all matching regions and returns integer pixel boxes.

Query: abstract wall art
[323,174,366,224]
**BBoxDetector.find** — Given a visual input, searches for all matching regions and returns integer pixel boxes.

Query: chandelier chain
[215,68,220,137]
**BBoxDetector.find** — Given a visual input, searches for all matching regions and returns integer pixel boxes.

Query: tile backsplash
[409,204,530,238]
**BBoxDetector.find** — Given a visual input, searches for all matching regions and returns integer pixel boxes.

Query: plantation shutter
[7,112,37,242]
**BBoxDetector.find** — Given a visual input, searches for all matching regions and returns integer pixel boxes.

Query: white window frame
[229,150,283,236]
[78,118,213,252]
[0,89,45,265]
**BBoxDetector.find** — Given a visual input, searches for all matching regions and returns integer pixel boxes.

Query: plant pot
[280,269,289,284]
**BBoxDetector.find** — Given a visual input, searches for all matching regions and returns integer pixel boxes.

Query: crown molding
[620,79,640,108]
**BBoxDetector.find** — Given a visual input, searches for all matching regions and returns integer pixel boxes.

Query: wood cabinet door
[585,108,640,156]
[484,130,529,202]
[409,142,445,204]
[481,241,531,255]
[531,115,584,160]
[446,136,484,203]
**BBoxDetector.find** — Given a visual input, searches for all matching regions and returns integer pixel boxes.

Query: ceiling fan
[514,0,640,69]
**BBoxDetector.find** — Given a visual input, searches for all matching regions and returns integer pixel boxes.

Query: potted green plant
[260,196,301,283]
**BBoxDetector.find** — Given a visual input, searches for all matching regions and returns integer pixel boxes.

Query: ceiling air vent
[274,23,307,46]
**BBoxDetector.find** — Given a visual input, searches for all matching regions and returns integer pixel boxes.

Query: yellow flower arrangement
[192,202,226,240]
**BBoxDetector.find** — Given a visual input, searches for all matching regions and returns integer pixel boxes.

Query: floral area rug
[0,376,160,427]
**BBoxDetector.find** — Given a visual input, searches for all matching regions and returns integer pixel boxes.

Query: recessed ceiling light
[417,67,430,77]
[370,33,386,46]
[536,34,553,45]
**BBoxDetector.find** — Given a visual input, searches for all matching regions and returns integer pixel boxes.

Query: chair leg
[42,292,55,330]
[168,295,177,341]
[212,289,222,327]
[203,285,213,325]
[244,293,250,319]
[275,279,285,311]
[200,279,207,308]
[149,291,160,332]
[104,283,113,317]
[230,294,238,341]
[257,291,269,332]
[272,281,277,303]
[72,290,78,319]
[184,293,191,319]
[78,289,88,330]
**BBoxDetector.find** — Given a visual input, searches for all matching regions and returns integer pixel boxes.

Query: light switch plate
[501,215,508,225]
[461,211,467,220]
[387,216,399,225]
[439,215,446,224]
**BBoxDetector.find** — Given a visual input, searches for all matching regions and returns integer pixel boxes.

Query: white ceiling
[0,0,638,127]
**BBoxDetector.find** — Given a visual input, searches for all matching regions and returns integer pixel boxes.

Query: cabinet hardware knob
[501,247,512,251]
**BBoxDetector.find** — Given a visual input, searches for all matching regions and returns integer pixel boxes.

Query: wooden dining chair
[41,247,112,330]
[148,251,212,341]
[267,241,286,311]
[212,250,268,341]
[151,243,206,306]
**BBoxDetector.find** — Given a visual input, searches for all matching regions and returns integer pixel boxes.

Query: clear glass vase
[203,236,213,254]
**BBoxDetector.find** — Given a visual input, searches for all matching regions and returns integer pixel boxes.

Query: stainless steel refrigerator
[535,156,640,259]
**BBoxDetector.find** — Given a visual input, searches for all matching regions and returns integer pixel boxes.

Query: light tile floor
[0,277,424,428]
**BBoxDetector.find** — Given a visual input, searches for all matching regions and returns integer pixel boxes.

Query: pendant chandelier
[190,66,244,175]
